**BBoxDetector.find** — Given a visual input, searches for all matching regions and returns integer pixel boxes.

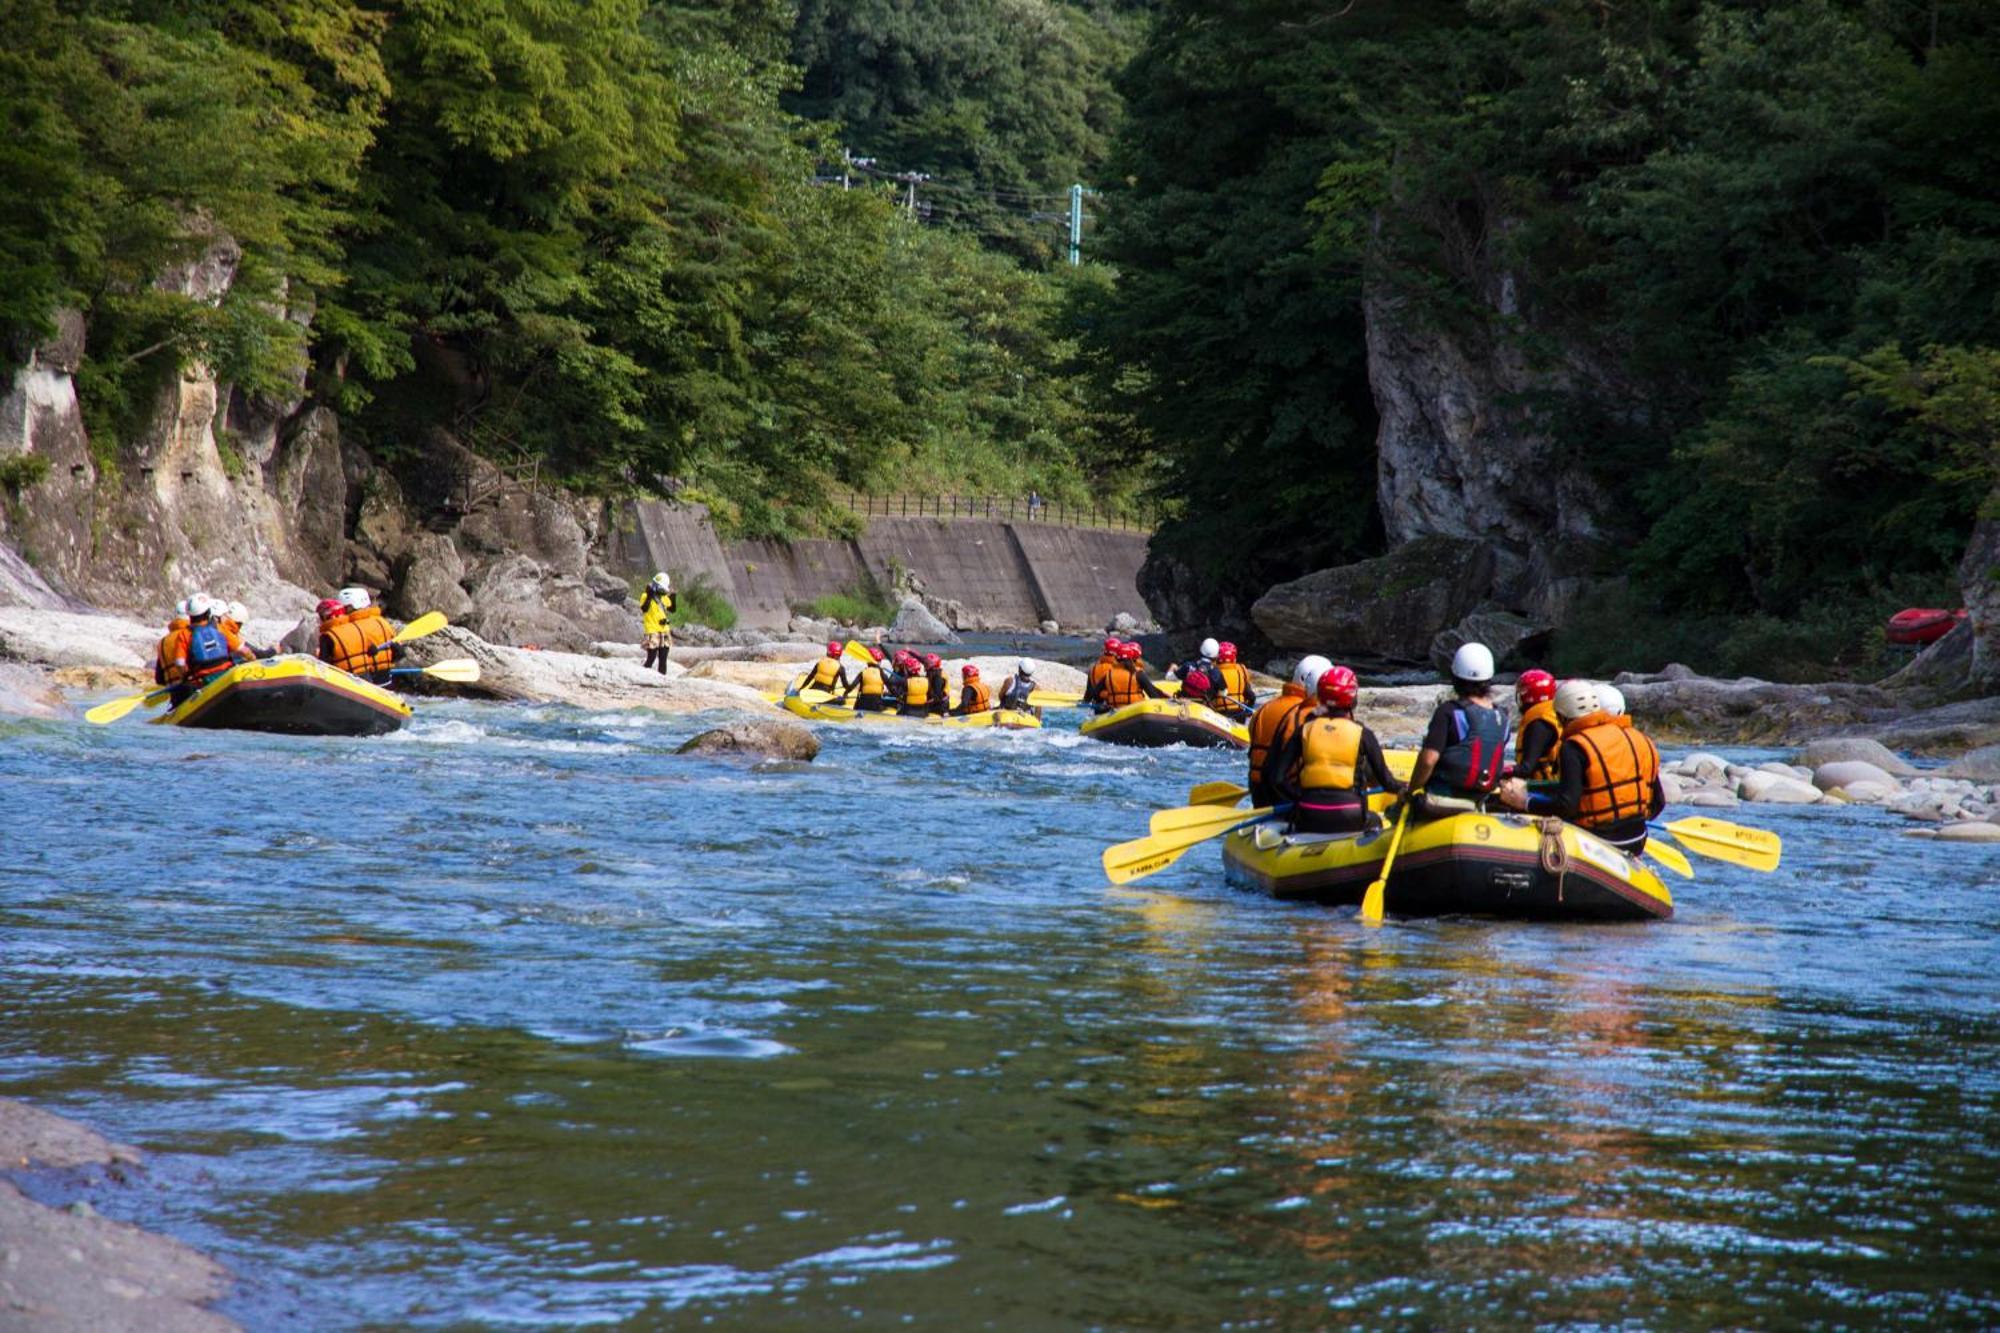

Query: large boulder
[888,596,959,644]
[0,607,156,668]
[0,663,64,718]
[1429,608,1549,674]
[684,659,802,694]
[392,533,473,622]
[1737,769,1823,804]
[400,625,768,714]
[1250,536,1491,661]
[1619,674,1897,745]
[1940,744,2000,781]
[677,719,819,761]
[1870,696,2000,755]
[1961,483,2000,693]
[459,556,639,651]
[1793,736,1918,775]
[1810,760,1904,793]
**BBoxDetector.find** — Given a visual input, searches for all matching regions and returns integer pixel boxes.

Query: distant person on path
[640,572,674,674]
[1028,490,1043,519]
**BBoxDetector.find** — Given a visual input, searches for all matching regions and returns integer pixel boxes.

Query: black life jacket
[1437,700,1509,793]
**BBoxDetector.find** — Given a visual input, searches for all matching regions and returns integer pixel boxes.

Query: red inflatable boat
[1885,608,1968,646]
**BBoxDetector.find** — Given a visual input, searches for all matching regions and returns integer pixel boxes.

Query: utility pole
[1068,183,1083,265]
[841,148,851,191]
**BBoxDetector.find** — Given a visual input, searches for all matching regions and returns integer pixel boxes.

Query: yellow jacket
[640,590,674,635]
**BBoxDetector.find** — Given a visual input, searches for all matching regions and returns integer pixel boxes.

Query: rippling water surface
[4,698,1997,1326]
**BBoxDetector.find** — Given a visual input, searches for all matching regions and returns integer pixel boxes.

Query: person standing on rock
[639,572,674,674]
[318,587,401,685]
[1499,680,1665,854]
[1269,665,1406,834]
[1403,642,1510,815]
[1247,655,1327,807]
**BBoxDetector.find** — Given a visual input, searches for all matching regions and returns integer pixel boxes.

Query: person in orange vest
[154,598,192,687]
[168,594,253,703]
[317,586,401,684]
[1505,668,1561,782]
[1247,655,1328,807]
[1083,641,1166,712]
[1213,641,1257,716]
[1085,637,1122,701]
[1500,679,1665,853]
[1269,665,1405,834]
[953,663,995,715]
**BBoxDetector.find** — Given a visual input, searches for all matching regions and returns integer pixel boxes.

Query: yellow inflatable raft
[1222,811,1672,922]
[779,692,1041,730]
[154,655,411,737]
[1079,698,1249,750]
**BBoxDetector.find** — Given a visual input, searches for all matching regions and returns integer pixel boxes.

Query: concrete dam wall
[614,501,1153,632]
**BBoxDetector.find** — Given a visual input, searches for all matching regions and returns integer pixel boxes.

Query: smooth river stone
[1681,751,1730,781]
[1737,770,1823,804]
[1685,789,1741,809]
[1940,744,2000,782]
[1795,736,1919,775]
[1812,760,1903,793]
[1934,821,2000,843]
[1832,779,1896,804]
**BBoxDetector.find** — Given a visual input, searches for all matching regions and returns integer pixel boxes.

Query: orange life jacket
[958,680,993,713]
[1298,716,1364,792]
[1563,712,1660,829]
[1100,663,1147,708]
[156,618,189,683]
[1247,685,1311,790]
[1515,699,1560,782]
[1217,661,1251,701]
[804,657,844,691]
[1087,655,1116,693]
[324,606,396,679]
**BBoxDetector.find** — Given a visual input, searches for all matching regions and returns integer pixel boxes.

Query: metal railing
[836,492,1154,533]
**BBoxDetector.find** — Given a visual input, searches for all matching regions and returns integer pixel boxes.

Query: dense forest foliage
[3,0,1994,672]
[0,0,1140,538]
[1086,0,2000,675]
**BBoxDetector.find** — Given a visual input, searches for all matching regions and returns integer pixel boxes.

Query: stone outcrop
[1620,675,1898,745]
[1792,736,1919,775]
[1962,485,2000,694]
[1251,537,1491,662]
[676,720,820,761]
[887,596,959,644]
[398,626,767,714]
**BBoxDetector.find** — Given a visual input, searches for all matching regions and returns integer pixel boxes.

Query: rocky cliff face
[0,241,640,650]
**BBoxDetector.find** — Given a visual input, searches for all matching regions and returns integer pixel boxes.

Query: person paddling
[1269,665,1406,834]
[843,647,895,712]
[1403,642,1509,816]
[1500,680,1665,854]
[639,572,674,674]
[953,663,995,716]
[169,594,253,703]
[1083,641,1166,712]
[998,659,1039,716]
[154,598,192,689]
[1247,655,1327,807]
[1213,641,1257,716]
[799,642,851,696]
[920,654,951,717]
[318,586,401,685]
[1505,668,1561,783]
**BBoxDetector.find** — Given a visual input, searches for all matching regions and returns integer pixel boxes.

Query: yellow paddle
[1149,801,1276,838]
[1360,792,1417,924]
[1102,807,1281,886]
[389,657,481,684]
[393,611,449,643]
[1187,780,1248,806]
[1654,816,1782,872]
[84,684,175,725]
[1644,839,1695,879]
[842,639,874,663]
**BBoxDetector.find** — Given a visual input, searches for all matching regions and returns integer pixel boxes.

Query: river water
[4,698,1996,1327]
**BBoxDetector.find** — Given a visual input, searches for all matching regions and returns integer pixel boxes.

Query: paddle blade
[1385,749,1416,782]
[1027,690,1082,707]
[1664,816,1782,872]
[1149,802,1276,837]
[842,639,874,663]
[1646,839,1695,879]
[394,611,449,644]
[421,658,481,683]
[84,692,150,725]
[1359,878,1386,924]
[1102,835,1203,886]
[1360,799,1415,925]
[1186,780,1248,807]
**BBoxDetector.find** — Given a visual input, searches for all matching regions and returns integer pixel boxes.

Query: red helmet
[1318,665,1358,709]
[316,598,343,619]
[870,645,886,662]
[1183,668,1212,694]
[826,641,842,657]
[924,654,942,670]
[1516,668,1557,706]
[1116,641,1142,661]
[961,663,979,679]
[1217,641,1238,663]
[1103,637,1122,654]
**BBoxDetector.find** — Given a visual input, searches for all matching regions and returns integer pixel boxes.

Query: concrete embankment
[612,501,1151,632]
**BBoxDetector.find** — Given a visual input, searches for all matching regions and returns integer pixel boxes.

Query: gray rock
[1039,619,1059,634]
[1737,770,1823,804]
[1794,737,1918,775]
[1429,609,1549,674]
[1832,779,1896,804]
[584,564,631,604]
[1961,482,2000,693]
[1681,751,1730,781]
[1935,820,2000,843]
[1108,611,1142,634]
[890,597,960,644]
[0,607,156,668]
[1250,536,1492,661]
[393,533,473,622]
[1811,760,1903,793]
[1617,674,1896,745]
[1940,744,2000,782]
[401,625,767,713]
[1685,789,1741,809]
[1659,771,1685,804]
[676,720,820,761]
[0,663,64,718]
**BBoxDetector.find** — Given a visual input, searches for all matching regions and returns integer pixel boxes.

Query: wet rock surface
[676,719,821,761]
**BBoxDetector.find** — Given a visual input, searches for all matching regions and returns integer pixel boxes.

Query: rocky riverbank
[0,1097,236,1330]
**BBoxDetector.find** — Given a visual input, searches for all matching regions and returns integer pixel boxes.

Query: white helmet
[1597,682,1626,717]
[1554,679,1601,722]
[650,571,672,592]
[187,593,216,620]
[1016,659,1035,677]
[337,586,371,611]
[1199,637,1220,661]
[1293,653,1333,696]
[227,601,248,624]
[1451,641,1495,683]
[174,598,191,618]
